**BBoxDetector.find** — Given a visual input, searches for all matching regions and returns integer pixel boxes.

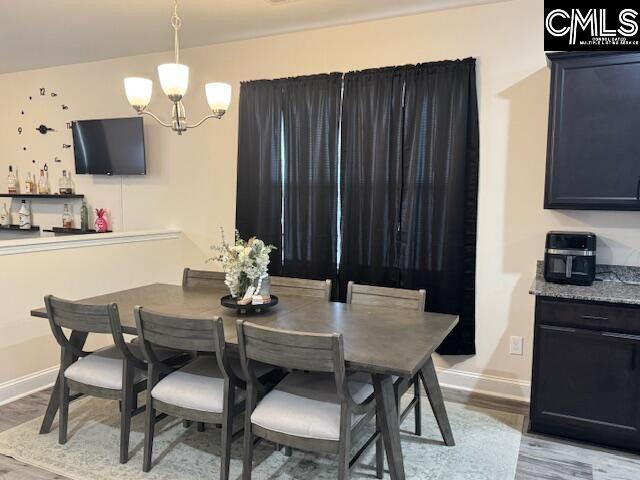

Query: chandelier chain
[171,0,182,63]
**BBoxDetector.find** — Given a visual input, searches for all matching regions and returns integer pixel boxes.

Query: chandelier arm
[138,110,173,128]
[186,113,222,129]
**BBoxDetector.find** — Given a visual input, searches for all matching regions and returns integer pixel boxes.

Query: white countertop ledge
[0,229,181,256]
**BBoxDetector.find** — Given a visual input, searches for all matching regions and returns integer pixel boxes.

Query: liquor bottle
[38,169,50,194]
[67,172,74,194]
[62,204,73,229]
[59,170,66,194]
[25,172,33,193]
[7,166,18,194]
[80,200,89,232]
[18,200,31,229]
[45,166,51,193]
[0,203,10,226]
[59,170,71,194]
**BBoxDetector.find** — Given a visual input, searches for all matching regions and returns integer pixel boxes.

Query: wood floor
[443,389,640,480]
[0,387,638,479]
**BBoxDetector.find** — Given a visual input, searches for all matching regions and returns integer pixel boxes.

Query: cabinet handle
[636,177,640,200]
[580,315,608,321]
[541,324,640,342]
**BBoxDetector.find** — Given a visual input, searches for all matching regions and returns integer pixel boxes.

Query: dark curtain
[400,58,479,355]
[236,58,479,354]
[236,80,284,275]
[338,59,478,354]
[338,67,406,296]
[281,74,342,281]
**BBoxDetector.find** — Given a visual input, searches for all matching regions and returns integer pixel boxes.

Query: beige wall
[1,0,635,399]
[0,236,184,390]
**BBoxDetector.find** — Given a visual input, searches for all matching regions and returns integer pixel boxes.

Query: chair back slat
[346,282,426,312]
[135,307,221,353]
[182,268,227,289]
[238,321,340,373]
[46,296,112,334]
[44,295,141,365]
[269,277,332,300]
[135,307,244,385]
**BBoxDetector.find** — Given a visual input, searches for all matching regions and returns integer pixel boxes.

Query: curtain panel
[338,67,406,293]
[399,58,479,355]
[236,80,285,275]
[338,59,478,354]
[281,74,343,281]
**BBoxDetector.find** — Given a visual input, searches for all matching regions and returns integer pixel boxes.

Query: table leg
[418,356,455,446]
[372,373,405,480]
[39,331,88,434]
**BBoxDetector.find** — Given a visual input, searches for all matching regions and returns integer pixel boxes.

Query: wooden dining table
[31,283,458,480]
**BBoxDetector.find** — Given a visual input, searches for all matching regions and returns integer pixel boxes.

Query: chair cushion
[150,357,273,413]
[251,371,373,441]
[64,345,145,390]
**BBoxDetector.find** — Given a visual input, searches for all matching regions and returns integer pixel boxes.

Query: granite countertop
[530,261,640,306]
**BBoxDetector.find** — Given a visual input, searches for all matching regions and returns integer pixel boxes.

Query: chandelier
[123,0,231,135]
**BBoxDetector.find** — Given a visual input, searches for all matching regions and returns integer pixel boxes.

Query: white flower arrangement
[209,228,277,298]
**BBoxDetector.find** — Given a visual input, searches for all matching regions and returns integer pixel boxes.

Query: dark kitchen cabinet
[531,296,640,450]
[545,52,640,210]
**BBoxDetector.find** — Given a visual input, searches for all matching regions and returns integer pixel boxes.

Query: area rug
[0,394,522,480]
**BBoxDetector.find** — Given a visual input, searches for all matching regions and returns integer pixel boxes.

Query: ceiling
[2,0,505,74]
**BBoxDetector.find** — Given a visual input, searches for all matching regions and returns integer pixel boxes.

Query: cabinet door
[545,52,640,210]
[531,324,640,448]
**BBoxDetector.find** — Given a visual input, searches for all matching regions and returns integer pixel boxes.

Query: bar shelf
[0,224,40,232]
[0,193,84,199]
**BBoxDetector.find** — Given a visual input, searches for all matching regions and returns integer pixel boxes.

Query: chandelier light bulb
[124,77,153,111]
[205,82,232,117]
[158,63,189,100]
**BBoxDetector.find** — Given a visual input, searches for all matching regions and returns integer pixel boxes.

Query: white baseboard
[435,366,531,403]
[0,364,531,407]
[0,366,58,407]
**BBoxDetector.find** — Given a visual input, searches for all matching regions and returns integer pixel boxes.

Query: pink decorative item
[94,208,109,233]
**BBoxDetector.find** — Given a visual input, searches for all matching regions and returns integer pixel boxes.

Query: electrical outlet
[509,336,524,356]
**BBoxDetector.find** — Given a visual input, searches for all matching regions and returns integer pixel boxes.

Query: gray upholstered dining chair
[134,307,274,480]
[237,320,382,480]
[269,276,332,300]
[346,281,426,476]
[180,268,228,430]
[44,295,174,464]
[268,276,334,455]
[182,268,227,289]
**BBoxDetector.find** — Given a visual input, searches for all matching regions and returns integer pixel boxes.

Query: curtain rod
[240,57,476,85]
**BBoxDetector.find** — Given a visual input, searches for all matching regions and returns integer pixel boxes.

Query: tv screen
[72,117,146,175]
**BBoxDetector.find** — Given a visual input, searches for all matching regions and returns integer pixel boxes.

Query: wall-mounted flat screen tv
[72,117,146,175]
